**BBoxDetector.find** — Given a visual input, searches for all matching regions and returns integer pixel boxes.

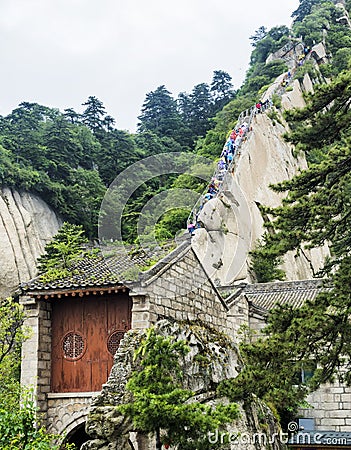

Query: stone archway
[61,416,90,449]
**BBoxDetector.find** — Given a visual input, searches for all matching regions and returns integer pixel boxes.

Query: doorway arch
[62,421,90,449]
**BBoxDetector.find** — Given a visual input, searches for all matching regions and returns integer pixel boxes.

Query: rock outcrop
[82,319,285,450]
[192,75,329,286]
[0,187,61,298]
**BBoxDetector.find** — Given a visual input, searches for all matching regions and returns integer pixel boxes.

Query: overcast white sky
[0,0,299,132]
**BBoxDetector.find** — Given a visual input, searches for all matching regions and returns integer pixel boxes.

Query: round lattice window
[62,332,85,360]
[107,331,125,356]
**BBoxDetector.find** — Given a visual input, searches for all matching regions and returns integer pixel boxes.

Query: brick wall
[300,383,351,431]
[46,393,93,436]
[131,242,235,337]
[20,296,52,420]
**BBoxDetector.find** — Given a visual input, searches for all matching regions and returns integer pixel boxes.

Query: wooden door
[51,292,131,392]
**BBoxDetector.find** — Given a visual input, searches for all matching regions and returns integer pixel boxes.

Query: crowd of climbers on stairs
[186,64,301,236]
[186,99,270,235]
[186,41,315,235]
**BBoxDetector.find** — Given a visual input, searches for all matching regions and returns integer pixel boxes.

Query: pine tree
[81,96,107,132]
[37,222,93,281]
[210,70,235,113]
[119,328,239,450]
[188,83,214,137]
[292,0,321,23]
[137,85,182,138]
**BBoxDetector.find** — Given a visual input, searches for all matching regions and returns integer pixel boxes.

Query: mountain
[0,187,61,298]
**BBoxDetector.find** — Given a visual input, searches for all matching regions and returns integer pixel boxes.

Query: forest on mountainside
[1,1,350,244]
[0,7,312,241]
[0,72,234,240]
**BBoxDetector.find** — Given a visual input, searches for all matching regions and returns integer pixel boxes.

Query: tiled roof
[244,279,325,311]
[20,244,174,294]
[222,279,327,312]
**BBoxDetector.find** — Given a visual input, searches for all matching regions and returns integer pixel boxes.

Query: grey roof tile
[20,244,174,293]
[244,279,325,310]
[221,279,328,312]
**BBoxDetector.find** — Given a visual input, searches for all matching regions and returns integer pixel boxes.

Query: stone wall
[130,241,235,337]
[221,288,250,337]
[20,296,52,420]
[300,383,351,431]
[47,393,93,437]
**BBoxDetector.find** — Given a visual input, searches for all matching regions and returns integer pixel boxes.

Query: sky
[0,0,300,133]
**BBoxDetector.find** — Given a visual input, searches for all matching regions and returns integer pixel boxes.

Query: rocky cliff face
[192,76,329,286]
[0,187,61,298]
[82,320,285,450]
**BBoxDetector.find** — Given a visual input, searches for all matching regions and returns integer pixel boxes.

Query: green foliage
[0,144,42,190]
[155,209,190,242]
[271,93,282,109]
[186,83,214,137]
[210,70,235,113]
[249,26,290,65]
[326,23,351,58]
[0,297,26,395]
[217,313,312,427]
[0,297,73,449]
[284,70,351,159]
[62,168,106,237]
[293,3,332,47]
[249,26,267,47]
[171,173,206,193]
[220,257,351,426]
[267,109,282,127]
[119,327,239,450]
[292,1,351,54]
[1,0,349,249]
[0,383,74,450]
[292,0,321,23]
[332,47,351,74]
[81,95,106,132]
[37,222,97,282]
[243,60,289,95]
[94,128,139,186]
[0,102,106,235]
[196,95,254,159]
[0,297,26,371]
[318,62,334,79]
[137,85,184,142]
[250,238,285,283]
[294,60,317,83]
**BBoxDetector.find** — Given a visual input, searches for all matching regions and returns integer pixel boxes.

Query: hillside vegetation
[3,2,349,243]
[0,73,234,239]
